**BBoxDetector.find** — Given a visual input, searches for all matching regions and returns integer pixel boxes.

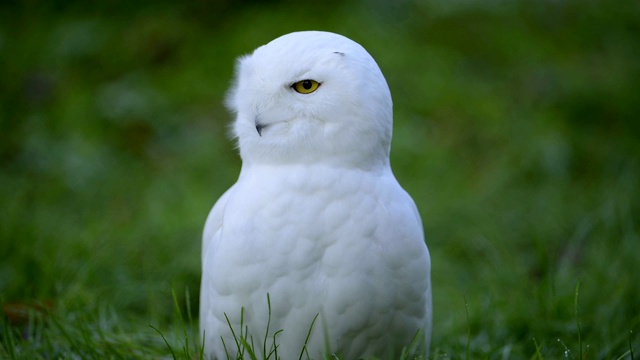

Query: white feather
[200,31,431,360]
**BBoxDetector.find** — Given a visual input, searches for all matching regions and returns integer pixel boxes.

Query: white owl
[200,31,431,360]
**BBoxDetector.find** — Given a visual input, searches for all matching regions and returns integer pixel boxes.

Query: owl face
[226,31,393,169]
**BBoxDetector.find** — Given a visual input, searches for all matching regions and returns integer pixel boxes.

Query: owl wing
[202,185,235,264]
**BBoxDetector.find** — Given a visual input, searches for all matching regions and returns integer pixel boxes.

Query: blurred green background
[1,0,639,358]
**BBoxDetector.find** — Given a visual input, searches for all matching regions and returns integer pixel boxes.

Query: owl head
[226,31,393,170]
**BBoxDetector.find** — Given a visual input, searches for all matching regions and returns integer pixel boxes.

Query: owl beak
[255,117,264,137]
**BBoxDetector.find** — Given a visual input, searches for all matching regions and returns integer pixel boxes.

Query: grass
[219,295,290,360]
[1,0,639,358]
[203,294,423,360]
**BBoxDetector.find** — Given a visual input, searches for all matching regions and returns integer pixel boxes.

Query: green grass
[1,0,639,358]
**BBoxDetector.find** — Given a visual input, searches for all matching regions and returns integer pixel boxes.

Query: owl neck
[239,141,391,172]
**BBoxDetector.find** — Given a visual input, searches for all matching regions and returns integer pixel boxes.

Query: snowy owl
[200,31,431,360]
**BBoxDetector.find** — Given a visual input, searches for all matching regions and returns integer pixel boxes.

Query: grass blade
[150,324,177,360]
[172,288,190,357]
[0,300,17,360]
[574,279,582,360]
[298,313,319,360]
[399,329,422,360]
[464,295,471,360]
[263,294,272,359]
[531,338,544,360]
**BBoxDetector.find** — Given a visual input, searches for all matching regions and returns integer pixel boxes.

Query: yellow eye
[292,79,320,94]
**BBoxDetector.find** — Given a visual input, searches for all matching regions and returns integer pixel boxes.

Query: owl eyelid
[289,79,322,88]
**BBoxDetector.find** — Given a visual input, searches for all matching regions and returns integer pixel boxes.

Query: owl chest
[217,171,383,277]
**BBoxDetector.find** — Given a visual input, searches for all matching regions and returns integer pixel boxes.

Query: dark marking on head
[333,52,346,56]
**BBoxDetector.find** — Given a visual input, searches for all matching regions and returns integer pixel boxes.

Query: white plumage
[200,31,431,359]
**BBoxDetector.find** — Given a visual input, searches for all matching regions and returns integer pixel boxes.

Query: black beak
[255,117,264,137]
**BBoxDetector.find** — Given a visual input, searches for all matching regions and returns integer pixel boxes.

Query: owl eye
[292,79,321,94]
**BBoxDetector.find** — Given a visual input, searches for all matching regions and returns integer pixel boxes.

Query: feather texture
[200,31,431,360]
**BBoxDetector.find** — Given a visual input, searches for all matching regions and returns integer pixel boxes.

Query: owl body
[200,31,431,359]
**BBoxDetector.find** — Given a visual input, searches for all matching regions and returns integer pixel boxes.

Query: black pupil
[302,80,312,90]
